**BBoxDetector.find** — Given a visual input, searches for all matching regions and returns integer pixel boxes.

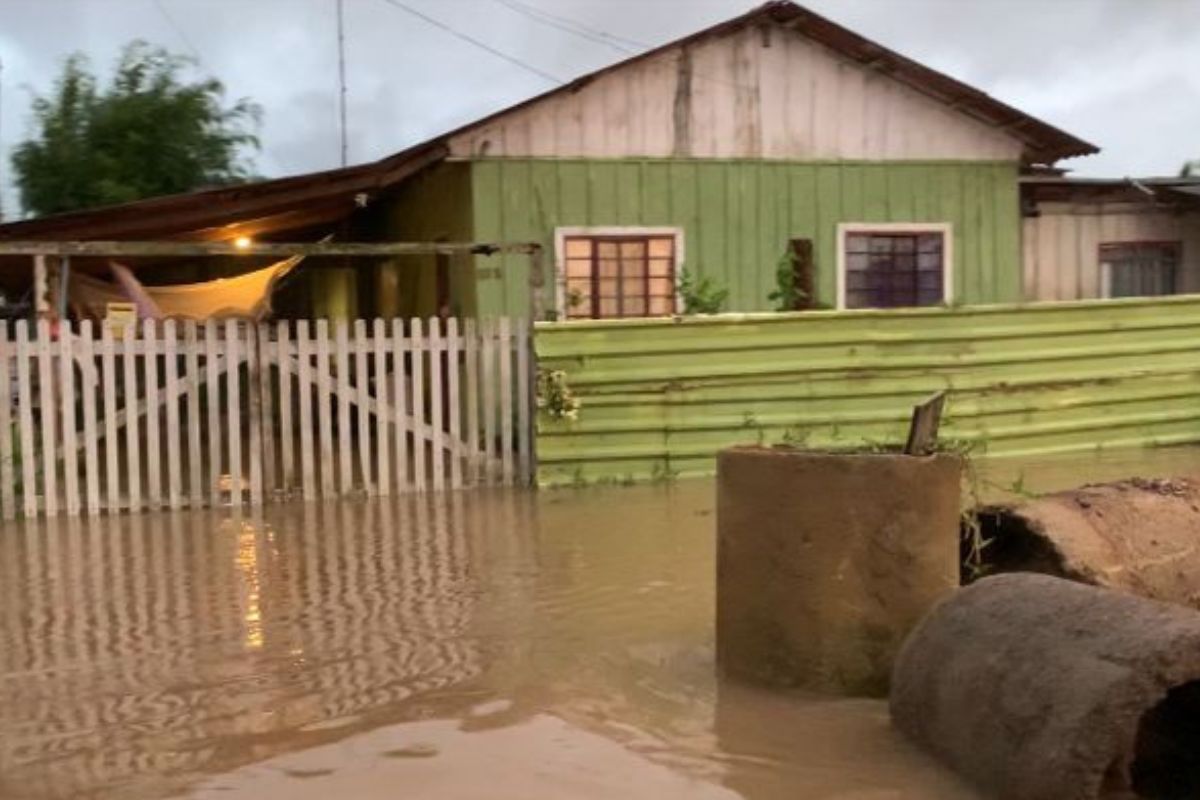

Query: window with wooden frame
[1100,242,1179,298]
[557,229,680,319]
[838,223,952,310]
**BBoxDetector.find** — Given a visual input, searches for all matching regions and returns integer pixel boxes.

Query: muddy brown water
[0,447,1194,800]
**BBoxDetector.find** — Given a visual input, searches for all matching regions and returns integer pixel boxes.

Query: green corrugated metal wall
[534,296,1200,486]
[470,159,1021,317]
[367,161,476,319]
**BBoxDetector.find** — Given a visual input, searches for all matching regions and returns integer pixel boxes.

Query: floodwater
[0,445,1194,800]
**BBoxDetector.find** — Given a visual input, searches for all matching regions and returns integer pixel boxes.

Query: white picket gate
[0,317,533,518]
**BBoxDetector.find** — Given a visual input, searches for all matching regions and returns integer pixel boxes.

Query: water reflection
[18,458,1178,798]
[0,493,525,799]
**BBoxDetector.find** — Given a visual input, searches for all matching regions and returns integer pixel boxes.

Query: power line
[152,0,203,62]
[490,0,644,55]
[486,1,755,95]
[377,0,562,85]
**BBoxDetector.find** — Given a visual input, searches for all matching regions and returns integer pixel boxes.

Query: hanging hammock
[68,254,303,322]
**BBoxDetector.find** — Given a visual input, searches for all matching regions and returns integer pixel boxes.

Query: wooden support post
[529,245,546,322]
[33,255,50,320]
[905,391,947,456]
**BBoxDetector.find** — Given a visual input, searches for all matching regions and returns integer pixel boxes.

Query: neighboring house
[1020,176,1200,301]
[5,1,1193,322]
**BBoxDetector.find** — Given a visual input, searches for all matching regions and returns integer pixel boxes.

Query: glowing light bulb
[234,236,253,250]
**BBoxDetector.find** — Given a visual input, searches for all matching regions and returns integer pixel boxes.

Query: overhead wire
[152,0,204,62]
[377,0,563,85]
[490,0,648,55]
[487,0,759,94]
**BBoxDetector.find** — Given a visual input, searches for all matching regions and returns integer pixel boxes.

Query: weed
[650,459,680,484]
[537,368,580,421]
[678,269,729,315]
[767,247,808,312]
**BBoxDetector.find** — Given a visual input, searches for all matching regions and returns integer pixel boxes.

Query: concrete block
[716,447,961,695]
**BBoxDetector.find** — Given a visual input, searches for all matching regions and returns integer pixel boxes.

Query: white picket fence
[0,317,533,518]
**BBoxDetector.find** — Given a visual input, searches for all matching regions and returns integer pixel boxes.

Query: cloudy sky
[1,0,1198,218]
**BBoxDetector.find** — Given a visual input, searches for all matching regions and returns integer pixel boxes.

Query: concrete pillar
[891,573,1200,800]
[716,447,961,696]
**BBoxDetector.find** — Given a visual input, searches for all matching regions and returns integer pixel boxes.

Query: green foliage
[767,248,807,312]
[12,42,261,217]
[1182,160,1200,178]
[678,269,729,315]
[536,368,580,421]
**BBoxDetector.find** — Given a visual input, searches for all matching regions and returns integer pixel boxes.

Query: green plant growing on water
[768,248,808,312]
[537,368,580,421]
[678,269,729,315]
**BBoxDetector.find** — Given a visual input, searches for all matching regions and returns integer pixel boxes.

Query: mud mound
[972,476,1200,607]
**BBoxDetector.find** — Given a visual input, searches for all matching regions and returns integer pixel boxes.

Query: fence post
[16,322,36,518]
[59,320,79,516]
[517,317,531,486]
[163,319,182,510]
[0,326,12,520]
[0,322,14,520]
[354,319,373,495]
[410,318,426,491]
[100,323,119,513]
[79,320,101,516]
[499,317,513,486]
[122,321,140,513]
[276,321,294,495]
[447,317,462,490]
[429,317,445,492]
[225,319,243,507]
[372,318,391,496]
[184,320,203,508]
[37,318,58,516]
[247,322,264,507]
[143,319,161,510]
[256,322,275,501]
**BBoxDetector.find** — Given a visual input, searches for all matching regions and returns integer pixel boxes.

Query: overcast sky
[1,0,1199,218]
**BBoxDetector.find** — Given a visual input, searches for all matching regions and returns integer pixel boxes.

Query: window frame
[553,226,685,320]
[835,222,954,311]
[1099,240,1180,299]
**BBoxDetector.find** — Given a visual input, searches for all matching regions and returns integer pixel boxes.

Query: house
[1020,175,1200,301]
[6,1,1193,323]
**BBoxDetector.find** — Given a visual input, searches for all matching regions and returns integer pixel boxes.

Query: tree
[1183,160,1200,178]
[12,42,261,217]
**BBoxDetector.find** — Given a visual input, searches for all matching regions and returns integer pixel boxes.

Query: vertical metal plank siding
[445,22,1023,162]
[470,159,1022,317]
[1022,206,1200,301]
[533,296,1200,487]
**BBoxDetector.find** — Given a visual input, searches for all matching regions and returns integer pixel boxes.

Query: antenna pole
[0,56,6,223]
[336,0,348,167]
